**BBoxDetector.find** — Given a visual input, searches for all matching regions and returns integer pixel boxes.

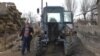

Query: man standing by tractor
[20,22,33,56]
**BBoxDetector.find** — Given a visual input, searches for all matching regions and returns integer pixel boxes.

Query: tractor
[35,6,74,56]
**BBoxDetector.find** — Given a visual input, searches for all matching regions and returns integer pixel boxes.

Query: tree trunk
[91,11,93,25]
[83,13,86,21]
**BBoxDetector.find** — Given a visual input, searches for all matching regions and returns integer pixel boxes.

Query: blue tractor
[36,6,74,56]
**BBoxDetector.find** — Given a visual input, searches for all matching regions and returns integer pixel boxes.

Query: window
[47,13,60,22]
[64,12,72,22]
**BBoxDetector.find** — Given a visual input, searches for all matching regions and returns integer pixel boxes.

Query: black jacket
[20,27,33,37]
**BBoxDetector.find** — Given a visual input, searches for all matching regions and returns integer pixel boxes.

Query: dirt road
[0,36,96,56]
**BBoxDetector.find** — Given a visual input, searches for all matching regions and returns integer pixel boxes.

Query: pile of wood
[0,2,22,37]
[0,2,24,51]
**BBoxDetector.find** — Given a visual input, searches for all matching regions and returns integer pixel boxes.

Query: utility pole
[41,0,43,13]
[46,2,48,7]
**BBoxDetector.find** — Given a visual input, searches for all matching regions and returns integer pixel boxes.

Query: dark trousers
[22,36,32,55]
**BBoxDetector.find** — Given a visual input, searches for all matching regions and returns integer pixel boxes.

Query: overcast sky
[0,0,64,14]
[0,0,96,20]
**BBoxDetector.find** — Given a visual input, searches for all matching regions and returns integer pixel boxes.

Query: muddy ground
[0,36,96,56]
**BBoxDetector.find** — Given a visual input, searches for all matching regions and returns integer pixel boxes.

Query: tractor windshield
[47,13,61,22]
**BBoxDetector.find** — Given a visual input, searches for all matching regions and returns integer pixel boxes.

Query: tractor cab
[41,6,73,43]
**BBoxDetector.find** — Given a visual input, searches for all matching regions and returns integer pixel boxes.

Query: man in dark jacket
[20,23,33,55]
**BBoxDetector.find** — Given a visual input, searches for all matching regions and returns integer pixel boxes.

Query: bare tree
[65,0,77,14]
[87,0,98,24]
[81,0,89,21]
[81,0,97,22]
[65,0,72,11]
[88,0,97,24]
